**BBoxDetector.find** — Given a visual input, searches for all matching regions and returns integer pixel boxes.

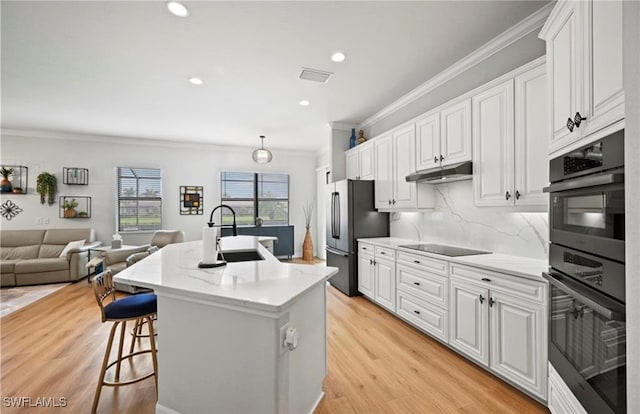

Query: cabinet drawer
[375,246,396,260]
[358,243,374,256]
[397,264,448,309]
[450,264,546,304]
[397,251,448,276]
[397,291,448,342]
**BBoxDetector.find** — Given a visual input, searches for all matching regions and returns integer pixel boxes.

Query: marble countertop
[358,237,548,281]
[113,236,338,313]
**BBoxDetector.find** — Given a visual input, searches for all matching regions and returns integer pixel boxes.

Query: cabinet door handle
[362,247,367,250]
[413,281,421,286]
[413,260,420,264]
[481,278,491,282]
[440,155,445,162]
[434,156,438,164]
[413,310,421,315]
[380,251,386,255]
[515,190,521,200]
[388,200,392,205]
[479,294,485,304]
[566,117,575,132]
[505,191,511,200]
[574,112,587,128]
[392,199,396,205]
[369,259,373,265]
[489,297,496,307]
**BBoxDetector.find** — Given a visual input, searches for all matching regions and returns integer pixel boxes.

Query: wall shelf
[59,196,91,219]
[0,165,28,195]
[63,167,89,185]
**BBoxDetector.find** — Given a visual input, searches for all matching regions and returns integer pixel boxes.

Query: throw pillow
[59,239,86,258]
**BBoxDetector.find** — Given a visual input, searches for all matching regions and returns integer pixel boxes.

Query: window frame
[116,167,163,233]
[220,172,289,226]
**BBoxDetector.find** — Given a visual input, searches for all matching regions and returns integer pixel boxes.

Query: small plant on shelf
[77,211,89,218]
[0,167,14,193]
[36,172,57,205]
[62,198,79,218]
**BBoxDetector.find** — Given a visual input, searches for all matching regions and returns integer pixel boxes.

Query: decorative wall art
[1,200,23,221]
[63,167,89,185]
[180,186,203,215]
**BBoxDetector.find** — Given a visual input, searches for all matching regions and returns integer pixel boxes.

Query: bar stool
[90,269,158,414]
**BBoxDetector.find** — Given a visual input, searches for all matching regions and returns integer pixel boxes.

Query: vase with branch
[302,201,314,261]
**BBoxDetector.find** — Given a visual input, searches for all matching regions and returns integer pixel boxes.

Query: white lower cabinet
[357,250,374,298]
[357,243,395,312]
[449,279,490,365]
[450,264,547,401]
[357,243,548,402]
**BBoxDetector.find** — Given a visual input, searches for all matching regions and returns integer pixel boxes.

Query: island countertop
[113,235,338,313]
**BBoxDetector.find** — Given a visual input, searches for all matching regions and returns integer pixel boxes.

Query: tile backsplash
[391,181,549,260]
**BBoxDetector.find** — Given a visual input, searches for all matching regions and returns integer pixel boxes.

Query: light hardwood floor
[1,280,549,413]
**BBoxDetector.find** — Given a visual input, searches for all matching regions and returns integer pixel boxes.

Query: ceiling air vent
[298,67,333,83]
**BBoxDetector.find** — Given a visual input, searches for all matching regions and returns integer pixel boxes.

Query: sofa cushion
[0,229,46,247]
[59,240,85,258]
[38,244,65,258]
[43,228,94,245]
[1,259,19,274]
[14,258,69,274]
[2,245,40,260]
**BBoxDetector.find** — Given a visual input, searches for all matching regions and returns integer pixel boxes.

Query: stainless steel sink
[217,250,264,263]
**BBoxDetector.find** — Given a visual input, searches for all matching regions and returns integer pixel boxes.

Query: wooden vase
[64,208,77,218]
[302,227,314,261]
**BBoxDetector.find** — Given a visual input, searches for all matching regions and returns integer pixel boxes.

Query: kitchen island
[114,236,338,414]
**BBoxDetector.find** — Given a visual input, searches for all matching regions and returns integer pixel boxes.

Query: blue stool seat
[105,293,157,320]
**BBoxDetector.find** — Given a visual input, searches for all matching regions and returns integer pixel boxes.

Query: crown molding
[1,128,316,158]
[359,2,554,130]
[329,122,358,132]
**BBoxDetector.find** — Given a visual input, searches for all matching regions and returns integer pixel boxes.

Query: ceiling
[1,1,548,153]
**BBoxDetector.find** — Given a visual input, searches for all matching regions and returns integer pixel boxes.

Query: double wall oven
[543,130,626,414]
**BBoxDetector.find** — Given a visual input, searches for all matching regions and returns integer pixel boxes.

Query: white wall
[0,130,318,258]
[390,181,548,260]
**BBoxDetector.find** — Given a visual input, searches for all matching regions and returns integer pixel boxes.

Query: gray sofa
[0,228,99,287]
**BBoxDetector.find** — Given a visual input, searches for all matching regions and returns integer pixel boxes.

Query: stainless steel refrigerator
[326,179,389,296]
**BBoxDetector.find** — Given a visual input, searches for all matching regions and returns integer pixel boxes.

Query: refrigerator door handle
[325,246,349,257]
[334,192,341,239]
[331,192,338,239]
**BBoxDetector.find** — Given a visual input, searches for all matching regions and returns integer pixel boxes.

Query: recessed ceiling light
[188,77,203,85]
[299,100,310,107]
[331,52,346,63]
[167,1,189,17]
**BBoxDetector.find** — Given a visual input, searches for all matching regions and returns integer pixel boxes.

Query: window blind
[117,167,162,232]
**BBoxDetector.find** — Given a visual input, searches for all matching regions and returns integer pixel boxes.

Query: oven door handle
[542,171,624,193]
[543,271,625,321]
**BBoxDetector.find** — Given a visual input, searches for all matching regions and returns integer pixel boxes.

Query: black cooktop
[399,243,491,257]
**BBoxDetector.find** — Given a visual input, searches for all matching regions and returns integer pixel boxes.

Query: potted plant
[12,187,23,194]
[0,167,14,193]
[62,198,79,218]
[77,211,89,218]
[36,172,57,205]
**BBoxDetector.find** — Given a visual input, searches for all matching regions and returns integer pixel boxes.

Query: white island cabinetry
[113,236,338,414]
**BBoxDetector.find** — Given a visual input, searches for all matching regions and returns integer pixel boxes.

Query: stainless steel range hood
[405,161,473,184]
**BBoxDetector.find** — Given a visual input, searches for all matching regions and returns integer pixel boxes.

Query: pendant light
[252,135,273,164]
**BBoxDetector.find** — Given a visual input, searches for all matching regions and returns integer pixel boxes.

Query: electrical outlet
[36,217,43,225]
[279,323,291,355]
[43,218,49,224]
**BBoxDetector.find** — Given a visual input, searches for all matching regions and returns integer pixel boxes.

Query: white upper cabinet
[514,64,549,206]
[416,99,471,171]
[473,60,548,208]
[584,0,624,136]
[472,80,515,206]
[345,140,375,180]
[375,124,434,210]
[415,111,440,171]
[540,0,624,155]
[440,99,472,166]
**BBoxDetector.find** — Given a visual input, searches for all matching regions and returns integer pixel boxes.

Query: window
[117,167,162,232]
[220,172,289,226]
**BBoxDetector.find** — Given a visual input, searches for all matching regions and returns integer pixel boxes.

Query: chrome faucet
[207,204,238,236]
